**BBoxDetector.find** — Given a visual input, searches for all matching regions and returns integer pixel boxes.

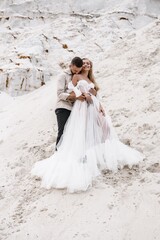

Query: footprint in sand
[146,163,160,173]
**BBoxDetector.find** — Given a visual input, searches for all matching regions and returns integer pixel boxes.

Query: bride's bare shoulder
[73,74,82,80]
[72,74,81,86]
[72,74,83,84]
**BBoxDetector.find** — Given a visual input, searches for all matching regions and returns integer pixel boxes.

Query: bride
[31,58,144,193]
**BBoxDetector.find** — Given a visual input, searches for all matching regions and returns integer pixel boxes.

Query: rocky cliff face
[0,0,159,95]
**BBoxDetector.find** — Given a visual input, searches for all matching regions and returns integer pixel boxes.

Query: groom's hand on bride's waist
[67,92,76,102]
[76,94,86,101]
[89,88,97,96]
[67,92,85,102]
[83,93,93,104]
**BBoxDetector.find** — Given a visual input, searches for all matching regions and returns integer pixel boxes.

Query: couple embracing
[31,57,144,193]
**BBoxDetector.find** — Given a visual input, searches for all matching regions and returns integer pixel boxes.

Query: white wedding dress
[31,80,144,193]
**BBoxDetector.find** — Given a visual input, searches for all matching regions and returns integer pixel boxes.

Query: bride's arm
[68,75,85,101]
[72,74,79,86]
[68,74,81,97]
[71,75,92,103]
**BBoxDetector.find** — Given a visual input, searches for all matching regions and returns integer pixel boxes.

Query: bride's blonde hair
[82,58,99,91]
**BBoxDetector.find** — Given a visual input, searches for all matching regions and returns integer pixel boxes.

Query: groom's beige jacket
[55,69,73,111]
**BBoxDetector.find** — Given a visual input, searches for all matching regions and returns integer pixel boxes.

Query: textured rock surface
[0,0,160,95]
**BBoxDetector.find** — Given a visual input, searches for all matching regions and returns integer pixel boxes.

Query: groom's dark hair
[71,57,83,67]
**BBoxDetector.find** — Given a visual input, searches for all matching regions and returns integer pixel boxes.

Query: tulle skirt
[31,96,144,193]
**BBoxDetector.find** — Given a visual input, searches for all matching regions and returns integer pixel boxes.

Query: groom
[55,56,97,148]
[55,57,85,147]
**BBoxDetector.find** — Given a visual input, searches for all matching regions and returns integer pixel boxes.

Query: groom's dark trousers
[55,108,71,146]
